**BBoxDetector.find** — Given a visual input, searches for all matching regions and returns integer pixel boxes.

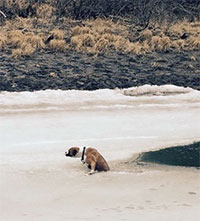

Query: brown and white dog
[65,147,110,175]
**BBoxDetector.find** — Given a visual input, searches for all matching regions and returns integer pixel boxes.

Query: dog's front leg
[85,156,96,175]
[89,161,96,175]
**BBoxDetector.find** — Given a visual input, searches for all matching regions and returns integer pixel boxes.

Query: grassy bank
[0,0,200,58]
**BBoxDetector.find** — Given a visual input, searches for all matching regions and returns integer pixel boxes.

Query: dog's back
[85,148,110,171]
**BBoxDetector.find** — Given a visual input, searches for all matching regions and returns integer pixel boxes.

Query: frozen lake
[0,85,200,220]
[0,84,200,165]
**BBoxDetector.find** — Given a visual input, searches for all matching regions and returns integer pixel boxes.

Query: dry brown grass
[50,29,65,40]
[12,44,35,58]
[0,33,8,49]
[167,20,200,51]
[186,36,200,49]
[0,15,200,57]
[5,30,45,57]
[70,19,200,54]
[70,18,130,54]
[149,36,171,51]
[130,20,200,53]
[125,42,149,54]
[49,39,69,52]
[8,30,24,47]
[85,18,129,37]
[168,20,200,38]
[36,3,55,19]
[71,34,95,52]
[8,30,44,46]
[25,33,45,49]
[172,39,185,49]
[0,0,28,10]
[141,29,153,40]
[72,26,92,36]
[4,17,34,30]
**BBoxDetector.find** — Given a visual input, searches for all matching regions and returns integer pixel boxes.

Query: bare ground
[0,49,200,92]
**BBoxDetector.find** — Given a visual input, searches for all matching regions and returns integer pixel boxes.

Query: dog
[65,147,110,175]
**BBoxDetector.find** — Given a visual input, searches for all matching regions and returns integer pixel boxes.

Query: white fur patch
[75,151,82,158]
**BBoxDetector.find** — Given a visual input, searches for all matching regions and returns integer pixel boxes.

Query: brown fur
[84,147,110,172]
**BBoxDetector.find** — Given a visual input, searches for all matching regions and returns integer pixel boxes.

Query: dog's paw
[88,170,95,175]
[81,160,85,164]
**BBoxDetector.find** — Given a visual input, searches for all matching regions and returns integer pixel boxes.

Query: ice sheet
[0,85,200,221]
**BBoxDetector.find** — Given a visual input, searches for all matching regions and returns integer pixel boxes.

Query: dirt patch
[0,49,199,92]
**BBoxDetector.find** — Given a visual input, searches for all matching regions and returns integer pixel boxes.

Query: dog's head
[65,147,81,158]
